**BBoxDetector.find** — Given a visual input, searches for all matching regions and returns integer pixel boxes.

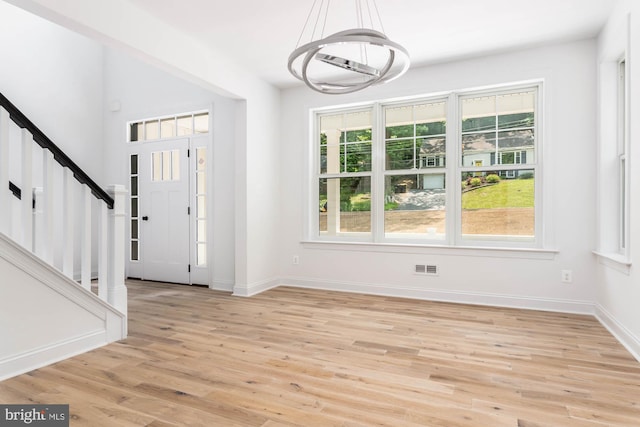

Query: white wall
[595,0,640,360]
[0,1,104,180]
[101,49,237,289]
[279,39,599,313]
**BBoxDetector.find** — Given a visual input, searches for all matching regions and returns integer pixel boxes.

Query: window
[318,110,373,237]
[129,154,139,261]
[312,84,540,247]
[195,147,207,266]
[618,59,629,254]
[128,111,209,142]
[151,150,180,181]
[460,90,536,241]
[384,100,447,240]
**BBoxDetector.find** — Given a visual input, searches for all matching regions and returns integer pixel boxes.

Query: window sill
[302,240,558,260]
[593,251,632,274]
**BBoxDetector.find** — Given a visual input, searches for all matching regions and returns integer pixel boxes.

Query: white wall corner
[232,277,280,297]
[595,304,640,363]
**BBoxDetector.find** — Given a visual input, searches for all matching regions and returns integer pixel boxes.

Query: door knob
[142,216,149,221]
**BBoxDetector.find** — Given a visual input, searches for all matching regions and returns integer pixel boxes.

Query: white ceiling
[127,0,616,89]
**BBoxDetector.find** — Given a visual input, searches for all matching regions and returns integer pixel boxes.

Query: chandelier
[288,0,410,94]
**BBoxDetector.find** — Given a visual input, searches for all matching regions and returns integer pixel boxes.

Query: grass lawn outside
[462,178,534,210]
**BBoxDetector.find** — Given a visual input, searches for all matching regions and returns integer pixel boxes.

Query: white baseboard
[278,276,596,315]
[0,330,108,381]
[233,277,279,297]
[595,304,640,362]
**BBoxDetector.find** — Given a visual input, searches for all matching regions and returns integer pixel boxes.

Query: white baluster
[80,185,92,290]
[42,149,54,265]
[20,129,33,250]
[62,167,74,278]
[98,201,108,300]
[33,187,43,257]
[0,107,10,236]
[108,185,127,318]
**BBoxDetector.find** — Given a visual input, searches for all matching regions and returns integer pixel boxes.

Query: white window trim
[308,81,545,250]
[617,58,630,258]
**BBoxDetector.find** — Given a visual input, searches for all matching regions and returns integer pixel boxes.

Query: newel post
[107,185,128,318]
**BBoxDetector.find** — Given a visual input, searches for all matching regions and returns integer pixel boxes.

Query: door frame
[125,109,212,286]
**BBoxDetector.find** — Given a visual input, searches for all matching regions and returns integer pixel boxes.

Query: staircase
[0,92,127,381]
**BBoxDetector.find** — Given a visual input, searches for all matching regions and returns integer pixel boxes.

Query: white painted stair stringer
[0,232,126,381]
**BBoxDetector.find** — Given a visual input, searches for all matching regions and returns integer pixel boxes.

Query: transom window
[312,84,540,247]
[128,111,209,142]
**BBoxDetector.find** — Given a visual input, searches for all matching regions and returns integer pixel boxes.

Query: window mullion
[447,92,459,246]
[372,102,385,243]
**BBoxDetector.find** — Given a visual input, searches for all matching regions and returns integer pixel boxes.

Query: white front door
[138,139,190,284]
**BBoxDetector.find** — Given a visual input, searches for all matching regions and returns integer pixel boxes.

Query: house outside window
[312,83,540,247]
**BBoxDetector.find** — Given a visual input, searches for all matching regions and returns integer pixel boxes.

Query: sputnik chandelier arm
[288,0,410,94]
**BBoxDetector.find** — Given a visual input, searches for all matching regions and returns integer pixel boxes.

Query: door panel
[139,139,190,284]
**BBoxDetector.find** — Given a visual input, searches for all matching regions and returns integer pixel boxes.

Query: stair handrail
[0,92,114,209]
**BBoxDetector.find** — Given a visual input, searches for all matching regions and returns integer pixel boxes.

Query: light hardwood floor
[2,280,640,426]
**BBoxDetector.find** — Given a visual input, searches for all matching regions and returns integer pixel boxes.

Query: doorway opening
[126,111,210,285]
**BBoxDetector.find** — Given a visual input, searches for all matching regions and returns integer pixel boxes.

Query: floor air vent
[415,264,439,276]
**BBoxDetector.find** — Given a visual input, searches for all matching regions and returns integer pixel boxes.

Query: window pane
[320,145,328,174]
[197,220,207,242]
[131,219,138,239]
[129,123,141,142]
[497,91,535,125]
[130,176,138,196]
[343,141,372,172]
[385,105,413,138]
[319,177,371,234]
[498,112,534,129]
[177,115,193,136]
[414,102,447,136]
[131,197,138,217]
[145,120,160,140]
[161,118,176,138]
[196,243,207,266]
[197,195,206,218]
[461,170,535,238]
[386,139,415,170]
[194,113,209,134]
[196,171,206,194]
[152,152,162,181]
[162,151,171,180]
[196,148,206,171]
[498,130,534,164]
[130,154,138,174]
[171,149,180,180]
[418,137,446,168]
[384,173,446,239]
[462,96,496,131]
[385,101,447,171]
[462,116,496,132]
[131,241,139,261]
[319,110,372,175]
[462,132,497,166]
